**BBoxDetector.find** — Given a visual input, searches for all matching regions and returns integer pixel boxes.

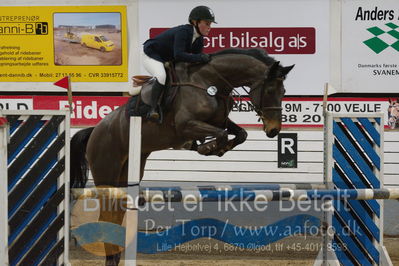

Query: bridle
[207,64,283,117]
[171,63,283,118]
[244,78,283,118]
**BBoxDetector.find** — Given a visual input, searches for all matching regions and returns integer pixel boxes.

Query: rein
[171,82,206,91]
[171,63,233,100]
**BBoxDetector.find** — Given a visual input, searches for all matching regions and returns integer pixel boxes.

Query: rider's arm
[173,28,204,63]
[191,37,204,54]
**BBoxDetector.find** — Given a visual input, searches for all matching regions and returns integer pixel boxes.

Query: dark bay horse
[70,48,293,265]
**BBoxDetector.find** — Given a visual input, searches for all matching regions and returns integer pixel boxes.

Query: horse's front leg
[217,119,248,156]
[202,119,248,156]
[180,120,228,155]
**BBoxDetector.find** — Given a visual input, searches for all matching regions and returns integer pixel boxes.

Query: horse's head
[249,61,294,138]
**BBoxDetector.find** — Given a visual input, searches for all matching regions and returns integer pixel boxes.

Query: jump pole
[124,116,141,266]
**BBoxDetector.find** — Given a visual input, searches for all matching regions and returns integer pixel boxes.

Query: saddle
[127,62,183,120]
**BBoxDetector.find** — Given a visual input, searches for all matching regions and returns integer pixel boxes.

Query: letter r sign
[278,133,297,168]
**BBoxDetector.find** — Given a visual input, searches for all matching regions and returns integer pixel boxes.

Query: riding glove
[200,53,211,63]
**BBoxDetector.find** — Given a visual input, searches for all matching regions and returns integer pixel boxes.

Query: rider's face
[197,20,212,36]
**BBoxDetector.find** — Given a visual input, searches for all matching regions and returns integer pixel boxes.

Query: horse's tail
[70,127,94,188]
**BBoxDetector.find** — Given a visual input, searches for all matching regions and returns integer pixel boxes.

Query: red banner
[150,27,316,54]
[34,96,128,126]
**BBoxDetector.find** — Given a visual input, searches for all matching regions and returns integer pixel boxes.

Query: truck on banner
[0,95,396,129]
[0,5,129,91]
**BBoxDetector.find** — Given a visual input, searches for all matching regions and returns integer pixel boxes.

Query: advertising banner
[233,97,393,128]
[139,0,330,96]
[0,95,127,126]
[0,95,396,129]
[0,6,128,84]
[150,27,316,54]
[341,0,399,93]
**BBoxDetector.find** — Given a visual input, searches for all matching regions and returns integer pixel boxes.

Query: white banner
[230,97,392,128]
[0,97,32,110]
[341,0,399,93]
[138,0,330,96]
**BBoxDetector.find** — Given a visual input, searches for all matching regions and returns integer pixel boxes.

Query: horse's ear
[267,61,280,79]
[281,64,295,76]
[281,65,295,76]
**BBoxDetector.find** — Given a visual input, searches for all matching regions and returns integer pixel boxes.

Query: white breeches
[142,53,166,85]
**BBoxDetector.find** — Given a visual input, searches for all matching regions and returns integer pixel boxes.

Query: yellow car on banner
[80,34,114,52]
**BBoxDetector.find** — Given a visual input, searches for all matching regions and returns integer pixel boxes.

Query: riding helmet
[189,6,217,23]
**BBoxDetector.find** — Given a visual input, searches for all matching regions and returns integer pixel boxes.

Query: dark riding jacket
[143,24,204,63]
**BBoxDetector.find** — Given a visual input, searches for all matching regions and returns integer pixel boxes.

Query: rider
[142,5,216,122]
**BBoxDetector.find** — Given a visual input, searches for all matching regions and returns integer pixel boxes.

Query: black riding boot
[147,79,164,122]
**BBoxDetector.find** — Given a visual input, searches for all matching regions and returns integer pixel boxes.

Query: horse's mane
[211,48,276,66]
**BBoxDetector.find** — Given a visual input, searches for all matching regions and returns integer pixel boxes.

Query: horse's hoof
[217,151,225,157]
[198,146,211,155]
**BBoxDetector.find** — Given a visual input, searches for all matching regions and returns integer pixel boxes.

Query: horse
[388,98,399,129]
[70,48,294,265]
